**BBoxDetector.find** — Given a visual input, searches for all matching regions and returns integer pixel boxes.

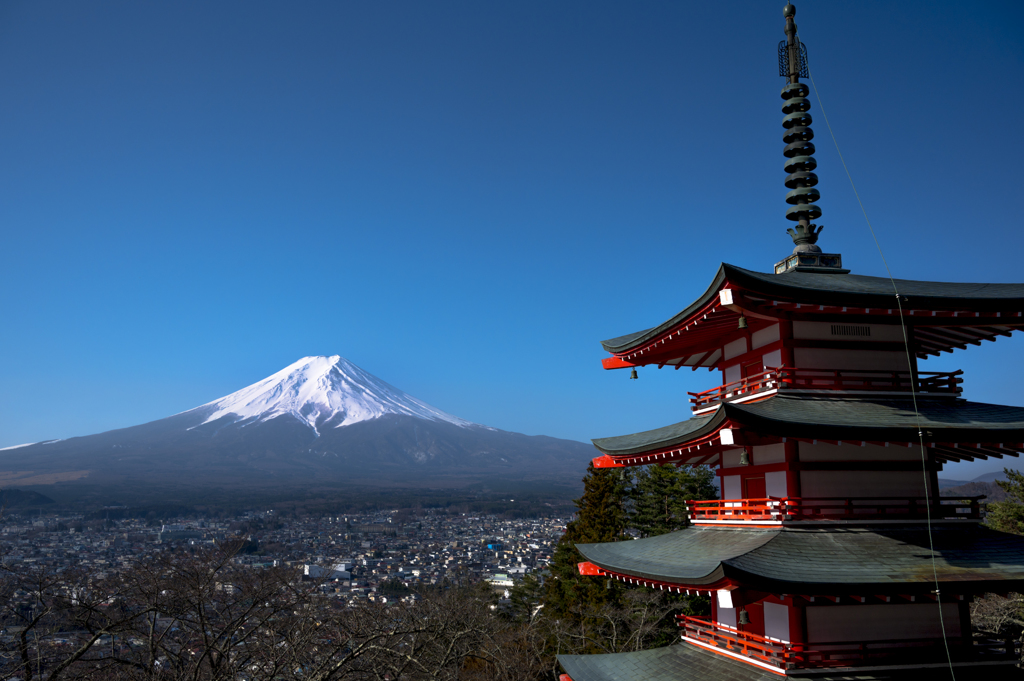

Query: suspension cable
[802,52,958,680]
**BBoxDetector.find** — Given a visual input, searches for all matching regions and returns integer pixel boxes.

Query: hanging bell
[739,449,750,466]
[738,609,750,625]
[738,315,748,330]
[629,368,638,380]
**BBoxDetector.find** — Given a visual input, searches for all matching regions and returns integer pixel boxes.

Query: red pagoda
[557,4,1024,680]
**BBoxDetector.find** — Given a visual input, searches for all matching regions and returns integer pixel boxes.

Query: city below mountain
[0,356,594,503]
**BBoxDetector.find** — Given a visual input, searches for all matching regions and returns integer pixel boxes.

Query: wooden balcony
[689,368,963,414]
[686,496,984,524]
[678,615,1014,670]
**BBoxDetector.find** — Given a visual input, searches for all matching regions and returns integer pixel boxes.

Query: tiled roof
[592,412,720,457]
[576,525,1024,591]
[558,642,1024,681]
[591,396,1024,456]
[576,527,773,585]
[559,644,774,681]
[728,395,1024,442]
[601,263,1024,354]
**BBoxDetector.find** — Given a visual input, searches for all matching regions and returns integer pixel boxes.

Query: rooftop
[600,264,1024,363]
[575,524,1024,593]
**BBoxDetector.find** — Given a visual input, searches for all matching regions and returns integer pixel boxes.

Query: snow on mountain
[188,355,474,434]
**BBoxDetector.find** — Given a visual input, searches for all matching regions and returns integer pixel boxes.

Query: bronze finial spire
[774,3,846,274]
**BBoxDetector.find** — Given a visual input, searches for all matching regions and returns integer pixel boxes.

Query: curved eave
[592,408,726,458]
[576,525,1024,593]
[576,526,776,587]
[727,265,1024,313]
[725,396,1024,444]
[601,265,730,355]
[600,264,1024,363]
[592,396,1024,469]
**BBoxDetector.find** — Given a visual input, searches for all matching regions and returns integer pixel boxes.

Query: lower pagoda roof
[558,643,1024,681]
[592,395,1024,458]
[576,525,1024,593]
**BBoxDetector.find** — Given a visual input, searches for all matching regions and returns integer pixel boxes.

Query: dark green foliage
[502,572,545,624]
[540,463,717,656]
[379,578,412,597]
[988,468,1024,535]
[0,489,55,508]
[543,464,628,621]
[626,464,718,538]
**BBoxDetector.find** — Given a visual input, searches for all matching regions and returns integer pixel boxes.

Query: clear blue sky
[1,1,1022,481]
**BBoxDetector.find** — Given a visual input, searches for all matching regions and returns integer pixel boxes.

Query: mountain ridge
[0,356,593,501]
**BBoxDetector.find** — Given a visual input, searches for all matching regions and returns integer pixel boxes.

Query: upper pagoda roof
[592,395,1024,467]
[575,524,1024,593]
[557,641,1023,681]
[601,263,1024,363]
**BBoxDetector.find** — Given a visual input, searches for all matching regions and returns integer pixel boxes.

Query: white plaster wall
[765,471,788,498]
[754,443,786,465]
[717,606,737,629]
[806,603,960,643]
[763,602,790,642]
[722,476,742,500]
[793,321,905,342]
[793,348,910,371]
[724,364,741,384]
[721,449,746,468]
[724,337,748,360]
[799,442,920,462]
[752,324,781,350]
[800,471,926,499]
[762,348,783,369]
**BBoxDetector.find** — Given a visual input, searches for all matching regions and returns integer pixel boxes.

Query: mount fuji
[0,356,594,499]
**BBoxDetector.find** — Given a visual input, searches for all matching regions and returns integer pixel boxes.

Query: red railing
[688,368,963,411]
[678,615,1014,670]
[686,496,984,523]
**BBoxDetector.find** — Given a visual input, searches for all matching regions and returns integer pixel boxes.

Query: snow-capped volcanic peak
[192,355,473,433]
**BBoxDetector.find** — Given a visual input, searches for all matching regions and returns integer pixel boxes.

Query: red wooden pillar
[788,602,806,643]
[957,596,972,644]
[779,320,795,367]
[785,440,801,498]
[788,601,807,666]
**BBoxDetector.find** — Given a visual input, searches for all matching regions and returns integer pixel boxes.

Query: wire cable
[802,54,958,680]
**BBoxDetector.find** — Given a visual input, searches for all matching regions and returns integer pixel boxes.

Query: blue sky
[1,1,1022,481]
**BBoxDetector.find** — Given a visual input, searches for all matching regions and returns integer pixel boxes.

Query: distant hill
[0,489,56,508]
[942,481,1008,503]
[938,479,969,489]
[971,470,1013,484]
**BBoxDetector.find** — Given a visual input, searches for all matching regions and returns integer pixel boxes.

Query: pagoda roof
[600,263,1024,363]
[592,395,1024,462]
[575,525,1024,593]
[558,642,1024,681]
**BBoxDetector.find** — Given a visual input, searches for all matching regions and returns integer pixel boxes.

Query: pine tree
[988,468,1024,534]
[627,464,718,537]
[543,463,628,621]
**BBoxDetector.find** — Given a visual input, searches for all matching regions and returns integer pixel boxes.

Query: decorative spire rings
[773,3,846,274]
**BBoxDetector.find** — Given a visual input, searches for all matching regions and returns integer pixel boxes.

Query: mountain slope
[0,356,594,497]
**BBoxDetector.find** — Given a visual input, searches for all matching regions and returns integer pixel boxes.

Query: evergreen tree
[627,464,718,537]
[543,463,628,621]
[540,462,717,655]
[988,468,1024,535]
